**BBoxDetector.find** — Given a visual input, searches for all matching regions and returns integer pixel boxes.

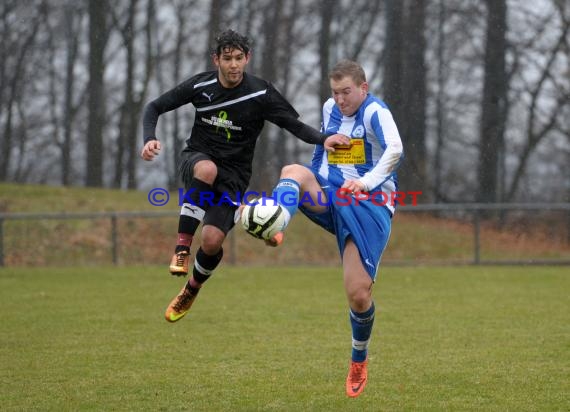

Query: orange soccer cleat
[169,250,190,275]
[164,283,199,323]
[346,358,368,398]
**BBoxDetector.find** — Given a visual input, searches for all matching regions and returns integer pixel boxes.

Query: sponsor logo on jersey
[352,125,365,138]
[201,111,243,141]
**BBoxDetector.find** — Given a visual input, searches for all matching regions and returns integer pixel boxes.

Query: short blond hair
[329,60,367,85]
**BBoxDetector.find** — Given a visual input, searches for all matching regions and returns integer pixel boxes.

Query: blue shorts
[298,173,393,280]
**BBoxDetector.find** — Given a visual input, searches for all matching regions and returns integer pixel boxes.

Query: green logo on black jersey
[217,110,232,141]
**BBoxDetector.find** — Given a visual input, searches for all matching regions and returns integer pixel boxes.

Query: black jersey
[143,71,326,187]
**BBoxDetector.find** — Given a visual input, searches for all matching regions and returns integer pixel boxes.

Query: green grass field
[1,265,568,411]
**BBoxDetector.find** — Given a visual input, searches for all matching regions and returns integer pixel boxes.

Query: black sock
[192,247,224,285]
[175,178,214,253]
[175,244,190,253]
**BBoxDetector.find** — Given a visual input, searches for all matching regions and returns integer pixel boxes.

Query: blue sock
[272,178,300,225]
[350,302,375,362]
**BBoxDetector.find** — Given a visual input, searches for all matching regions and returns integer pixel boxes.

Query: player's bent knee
[201,238,223,256]
[347,288,372,312]
[194,160,218,182]
[200,226,225,255]
[280,164,306,179]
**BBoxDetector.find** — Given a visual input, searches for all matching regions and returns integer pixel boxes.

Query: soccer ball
[241,200,286,240]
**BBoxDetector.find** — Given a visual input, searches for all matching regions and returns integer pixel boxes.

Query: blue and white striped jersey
[311,94,404,213]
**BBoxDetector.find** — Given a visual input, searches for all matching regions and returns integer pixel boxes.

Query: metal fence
[0,203,569,267]
[0,210,175,267]
[396,203,570,265]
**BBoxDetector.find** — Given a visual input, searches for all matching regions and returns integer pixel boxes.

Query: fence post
[111,215,118,265]
[473,209,481,265]
[0,217,4,267]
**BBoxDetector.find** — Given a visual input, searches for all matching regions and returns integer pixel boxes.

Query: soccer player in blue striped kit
[251,60,404,397]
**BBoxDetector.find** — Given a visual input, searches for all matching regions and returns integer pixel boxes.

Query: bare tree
[111,0,138,188]
[85,0,108,187]
[204,0,223,70]
[477,0,508,204]
[249,0,284,191]
[319,0,336,105]
[333,0,383,63]
[505,2,569,202]
[61,2,84,186]
[169,0,191,189]
[1,0,568,210]
[401,0,428,197]
[433,0,447,201]
[383,0,404,124]
[109,0,155,189]
[42,2,86,186]
[275,0,301,167]
[384,0,427,196]
[0,2,45,181]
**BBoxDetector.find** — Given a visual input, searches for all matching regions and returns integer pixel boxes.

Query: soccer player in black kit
[141,30,348,322]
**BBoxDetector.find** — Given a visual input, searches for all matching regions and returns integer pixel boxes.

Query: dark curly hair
[213,29,252,56]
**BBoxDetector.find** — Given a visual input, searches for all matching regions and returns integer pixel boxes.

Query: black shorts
[179,151,240,234]
[179,151,249,196]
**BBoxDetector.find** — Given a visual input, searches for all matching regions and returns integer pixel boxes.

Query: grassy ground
[1,265,568,411]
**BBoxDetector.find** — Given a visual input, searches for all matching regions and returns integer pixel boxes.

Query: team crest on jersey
[352,125,365,138]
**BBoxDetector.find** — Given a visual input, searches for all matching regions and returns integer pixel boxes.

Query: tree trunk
[433,0,446,201]
[384,0,427,197]
[124,0,139,190]
[169,2,187,189]
[383,0,404,124]
[0,3,42,181]
[204,0,222,70]
[276,0,299,167]
[249,0,283,191]
[62,2,80,186]
[400,0,427,197]
[477,0,507,203]
[85,0,107,187]
[319,0,336,105]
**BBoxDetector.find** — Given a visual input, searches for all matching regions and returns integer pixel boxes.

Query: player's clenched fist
[141,140,161,161]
